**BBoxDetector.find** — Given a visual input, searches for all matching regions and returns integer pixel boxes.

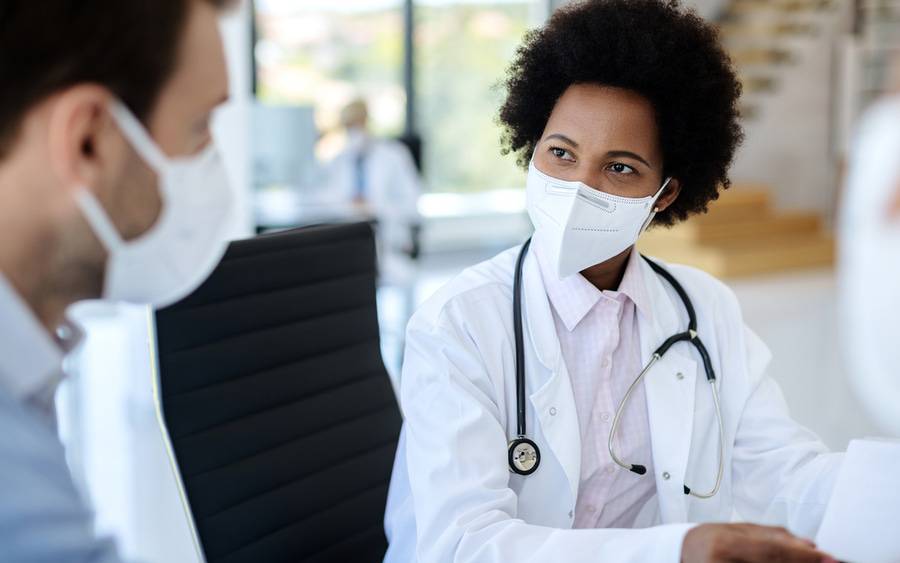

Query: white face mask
[74,100,235,308]
[526,160,670,279]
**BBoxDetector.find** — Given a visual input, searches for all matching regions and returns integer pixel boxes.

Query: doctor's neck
[579,246,633,292]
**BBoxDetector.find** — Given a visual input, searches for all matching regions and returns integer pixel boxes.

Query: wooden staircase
[643,0,840,278]
[637,188,834,278]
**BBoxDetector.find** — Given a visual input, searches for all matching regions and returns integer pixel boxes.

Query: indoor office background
[53,0,898,562]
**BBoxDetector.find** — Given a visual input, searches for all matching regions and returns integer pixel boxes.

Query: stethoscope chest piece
[508,437,541,475]
[506,238,724,498]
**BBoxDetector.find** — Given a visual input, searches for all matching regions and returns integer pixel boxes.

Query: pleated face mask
[525,161,670,279]
[74,100,235,308]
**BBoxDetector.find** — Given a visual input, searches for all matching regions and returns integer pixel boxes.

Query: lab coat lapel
[521,250,582,502]
[637,257,697,523]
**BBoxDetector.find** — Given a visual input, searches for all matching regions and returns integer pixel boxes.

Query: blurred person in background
[0,0,235,559]
[325,98,422,257]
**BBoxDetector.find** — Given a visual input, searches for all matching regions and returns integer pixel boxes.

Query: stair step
[739,102,761,120]
[727,0,835,14]
[719,21,818,39]
[729,47,792,66]
[691,188,772,222]
[637,234,834,278]
[646,212,822,243]
[739,75,778,94]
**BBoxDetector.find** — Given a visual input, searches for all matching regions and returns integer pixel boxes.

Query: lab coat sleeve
[730,325,843,540]
[400,303,695,563]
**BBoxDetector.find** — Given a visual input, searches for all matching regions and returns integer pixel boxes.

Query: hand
[681,523,839,563]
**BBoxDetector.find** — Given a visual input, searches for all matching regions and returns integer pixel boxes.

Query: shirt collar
[533,236,653,332]
[0,274,68,405]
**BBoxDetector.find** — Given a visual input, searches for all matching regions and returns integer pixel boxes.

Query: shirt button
[602,358,611,368]
[586,505,596,513]
[605,466,615,475]
[600,412,610,422]
[549,407,558,416]
[662,471,671,480]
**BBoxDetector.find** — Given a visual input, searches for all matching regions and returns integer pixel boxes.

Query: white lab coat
[324,137,422,255]
[326,138,421,217]
[384,245,843,563]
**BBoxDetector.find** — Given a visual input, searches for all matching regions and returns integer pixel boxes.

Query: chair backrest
[153,222,401,563]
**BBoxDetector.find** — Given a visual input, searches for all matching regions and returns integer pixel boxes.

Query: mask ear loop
[639,177,672,234]
[70,101,167,257]
[107,100,169,173]
[73,189,125,253]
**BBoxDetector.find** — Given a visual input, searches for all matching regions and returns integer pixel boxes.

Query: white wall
[730,10,845,223]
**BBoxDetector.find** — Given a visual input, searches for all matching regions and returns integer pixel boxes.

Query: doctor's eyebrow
[606,150,652,169]
[543,133,579,147]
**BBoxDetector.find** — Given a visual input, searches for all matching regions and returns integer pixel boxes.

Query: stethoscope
[507,238,726,499]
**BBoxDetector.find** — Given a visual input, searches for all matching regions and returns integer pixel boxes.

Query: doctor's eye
[608,162,637,175]
[549,147,575,162]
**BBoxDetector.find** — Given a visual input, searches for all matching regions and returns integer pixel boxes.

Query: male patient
[0,0,235,559]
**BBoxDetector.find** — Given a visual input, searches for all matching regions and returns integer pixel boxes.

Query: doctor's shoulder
[655,259,744,322]
[653,258,772,385]
[407,246,520,336]
[400,246,520,403]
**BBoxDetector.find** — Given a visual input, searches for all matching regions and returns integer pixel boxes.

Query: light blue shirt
[0,274,124,562]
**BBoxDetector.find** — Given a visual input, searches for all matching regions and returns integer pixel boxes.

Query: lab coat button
[676,372,685,380]
[662,471,671,480]
[549,407,558,416]
[568,510,574,518]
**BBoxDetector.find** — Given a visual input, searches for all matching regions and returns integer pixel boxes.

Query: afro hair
[499,0,744,226]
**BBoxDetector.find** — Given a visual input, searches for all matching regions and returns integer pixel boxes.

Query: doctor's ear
[47,85,128,198]
[654,178,682,213]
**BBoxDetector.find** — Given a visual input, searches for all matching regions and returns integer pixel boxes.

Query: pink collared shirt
[534,238,657,529]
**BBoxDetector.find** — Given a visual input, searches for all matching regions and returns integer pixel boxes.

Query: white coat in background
[325,136,422,250]
[384,245,843,563]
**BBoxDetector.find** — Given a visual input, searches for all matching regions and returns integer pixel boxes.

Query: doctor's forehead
[541,84,661,161]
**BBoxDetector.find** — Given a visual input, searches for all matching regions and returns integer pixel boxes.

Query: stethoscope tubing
[511,239,725,499]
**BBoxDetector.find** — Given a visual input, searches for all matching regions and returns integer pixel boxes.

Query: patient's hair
[499,0,744,226]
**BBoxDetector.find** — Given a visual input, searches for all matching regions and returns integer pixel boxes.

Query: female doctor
[385,1,842,561]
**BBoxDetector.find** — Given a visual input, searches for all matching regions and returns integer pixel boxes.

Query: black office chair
[153,222,402,563]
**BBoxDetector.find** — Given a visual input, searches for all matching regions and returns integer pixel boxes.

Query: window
[416,1,533,192]
[255,0,405,145]
[254,0,542,191]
